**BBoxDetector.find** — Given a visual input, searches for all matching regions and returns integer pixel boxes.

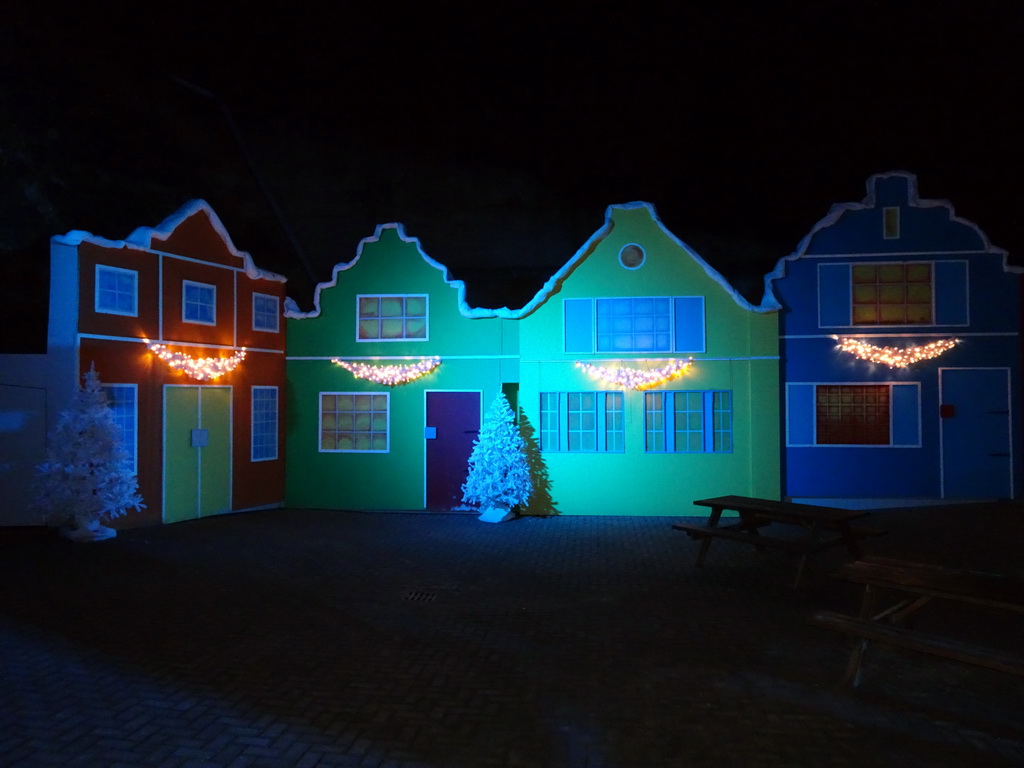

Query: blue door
[941,368,1012,498]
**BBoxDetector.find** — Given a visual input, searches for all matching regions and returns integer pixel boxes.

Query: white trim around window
[102,383,138,474]
[95,265,138,316]
[182,280,217,325]
[251,386,279,461]
[319,391,390,453]
[356,294,429,342]
[252,292,280,333]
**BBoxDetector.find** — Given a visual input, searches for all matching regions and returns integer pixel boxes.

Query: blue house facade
[768,172,1022,506]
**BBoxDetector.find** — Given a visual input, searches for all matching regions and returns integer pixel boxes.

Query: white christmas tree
[35,366,144,541]
[461,392,533,523]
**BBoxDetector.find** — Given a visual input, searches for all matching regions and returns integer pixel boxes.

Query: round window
[619,244,645,269]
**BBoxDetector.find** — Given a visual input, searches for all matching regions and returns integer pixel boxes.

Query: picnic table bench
[672,495,884,587]
[808,556,1024,687]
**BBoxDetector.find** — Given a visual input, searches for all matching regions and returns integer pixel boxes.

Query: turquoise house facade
[515,203,781,516]
[285,204,781,516]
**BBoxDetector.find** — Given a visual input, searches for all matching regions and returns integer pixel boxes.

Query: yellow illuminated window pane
[906,264,931,282]
[405,296,426,316]
[358,297,380,317]
[380,318,404,338]
[852,265,877,283]
[878,264,905,282]
[380,297,404,317]
[852,305,877,323]
[853,285,877,303]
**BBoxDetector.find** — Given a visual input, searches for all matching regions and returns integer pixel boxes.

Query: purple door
[425,391,481,510]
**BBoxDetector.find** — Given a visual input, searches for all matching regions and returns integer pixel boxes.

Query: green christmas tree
[35,367,144,540]
[462,392,533,523]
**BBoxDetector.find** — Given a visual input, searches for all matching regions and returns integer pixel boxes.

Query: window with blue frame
[786,382,921,447]
[540,392,624,452]
[596,297,672,352]
[102,384,137,473]
[183,280,216,325]
[816,384,890,445]
[818,261,969,328]
[564,296,705,354]
[95,265,138,316]
[252,293,280,332]
[251,386,278,461]
[852,263,932,325]
[645,390,732,453]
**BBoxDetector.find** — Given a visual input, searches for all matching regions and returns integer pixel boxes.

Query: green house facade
[285,224,518,511]
[285,204,780,516]
[516,203,781,515]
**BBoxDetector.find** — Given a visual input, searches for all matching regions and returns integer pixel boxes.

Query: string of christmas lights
[332,356,441,386]
[833,336,959,368]
[575,358,694,390]
[146,341,247,380]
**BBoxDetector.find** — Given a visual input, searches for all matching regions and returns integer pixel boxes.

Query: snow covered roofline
[513,201,781,318]
[52,199,287,283]
[284,222,518,320]
[763,170,1019,294]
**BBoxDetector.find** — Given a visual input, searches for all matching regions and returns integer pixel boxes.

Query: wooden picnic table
[672,495,881,587]
[809,556,1024,687]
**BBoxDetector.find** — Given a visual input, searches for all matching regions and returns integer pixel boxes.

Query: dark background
[2,1,1021,350]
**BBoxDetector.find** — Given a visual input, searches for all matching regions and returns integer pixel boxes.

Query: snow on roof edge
[283,223,517,320]
[763,170,1019,293]
[51,199,287,283]
[511,201,781,318]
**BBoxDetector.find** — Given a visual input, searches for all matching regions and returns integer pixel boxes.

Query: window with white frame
[251,386,278,461]
[95,265,138,316]
[183,280,216,325]
[645,390,732,453]
[883,206,900,239]
[102,384,137,473]
[320,392,389,452]
[357,295,427,341]
[252,293,280,332]
[539,391,624,452]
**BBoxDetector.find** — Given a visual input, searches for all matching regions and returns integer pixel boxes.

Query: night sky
[2,1,1022,339]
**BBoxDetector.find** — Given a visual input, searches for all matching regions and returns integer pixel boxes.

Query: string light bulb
[332,357,441,386]
[146,340,246,381]
[575,358,694,390]
[833,336,959,368]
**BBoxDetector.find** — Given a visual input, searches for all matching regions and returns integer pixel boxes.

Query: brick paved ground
[1,502,1023,767]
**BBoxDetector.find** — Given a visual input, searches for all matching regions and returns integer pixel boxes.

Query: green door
[164,386,232,523]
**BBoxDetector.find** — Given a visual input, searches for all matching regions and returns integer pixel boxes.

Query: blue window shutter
[891,384,921,447]
[933,261,968,325]
[787,384,816,445]
[674,296,706,353]
[564,299,594,354]
[817,264,852,327]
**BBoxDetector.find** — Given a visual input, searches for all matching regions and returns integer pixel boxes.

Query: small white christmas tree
[462,392,533,523]
[35,366,144,541]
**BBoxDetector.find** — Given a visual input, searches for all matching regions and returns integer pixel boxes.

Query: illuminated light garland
[145,340,247,381]
[575,358,694,390]
[833,336,959,368]
[332,356,441,386]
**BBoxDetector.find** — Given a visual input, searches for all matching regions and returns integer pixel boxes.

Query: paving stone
[2,506,1024,767]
